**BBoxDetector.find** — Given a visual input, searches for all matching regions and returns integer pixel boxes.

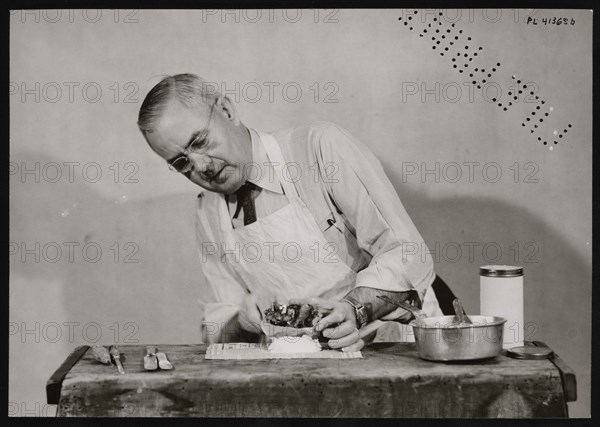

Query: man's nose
[188,152,216,176]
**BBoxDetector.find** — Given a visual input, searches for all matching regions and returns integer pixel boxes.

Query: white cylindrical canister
[480,265,524,349]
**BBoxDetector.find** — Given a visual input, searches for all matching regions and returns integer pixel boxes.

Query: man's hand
[289,297,364,352]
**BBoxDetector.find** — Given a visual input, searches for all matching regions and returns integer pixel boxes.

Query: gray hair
[137,73,221,138]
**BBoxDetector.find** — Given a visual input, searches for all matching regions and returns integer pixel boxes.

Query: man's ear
[216,95,242,125]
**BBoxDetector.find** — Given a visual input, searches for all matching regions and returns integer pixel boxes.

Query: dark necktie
[233,182,258,225]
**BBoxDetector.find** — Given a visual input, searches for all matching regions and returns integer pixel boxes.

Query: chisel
[109,345,125,374]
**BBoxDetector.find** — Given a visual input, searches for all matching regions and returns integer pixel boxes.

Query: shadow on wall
[9,151,590,417]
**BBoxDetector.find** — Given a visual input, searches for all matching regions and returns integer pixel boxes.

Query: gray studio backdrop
[9,9,591,417]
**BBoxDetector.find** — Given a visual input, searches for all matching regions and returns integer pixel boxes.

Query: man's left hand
[289,297,364,352]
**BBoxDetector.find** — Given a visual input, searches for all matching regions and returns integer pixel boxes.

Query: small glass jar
[480,265,524,349]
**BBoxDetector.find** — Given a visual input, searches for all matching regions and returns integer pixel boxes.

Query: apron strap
[257,130,340,219]
[257,131,356,235]
[256,130,354,237]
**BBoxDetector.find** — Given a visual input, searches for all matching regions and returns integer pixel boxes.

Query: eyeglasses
[167,101,216,174]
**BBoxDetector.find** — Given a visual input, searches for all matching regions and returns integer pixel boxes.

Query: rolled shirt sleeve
[314,123,436,307]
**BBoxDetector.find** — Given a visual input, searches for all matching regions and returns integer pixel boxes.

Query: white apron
[203,131,442,342]
[219,132,357,315]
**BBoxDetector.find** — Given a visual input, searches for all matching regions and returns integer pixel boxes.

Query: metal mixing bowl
[410,315,506,361]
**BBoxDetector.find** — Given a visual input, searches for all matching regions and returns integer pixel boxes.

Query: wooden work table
[47,341,576,418]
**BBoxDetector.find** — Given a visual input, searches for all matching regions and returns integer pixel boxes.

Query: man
[138,73,452,352]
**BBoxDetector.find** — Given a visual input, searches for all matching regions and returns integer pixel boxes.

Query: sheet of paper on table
[205,343,362,360]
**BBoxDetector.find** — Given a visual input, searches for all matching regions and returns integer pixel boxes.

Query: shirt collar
[247,128,284,194]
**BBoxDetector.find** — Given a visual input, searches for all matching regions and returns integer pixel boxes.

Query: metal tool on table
[144,346,173,370]
[109,345,125,374]
[377,295,506,361]
[144,346,158,371]
[156,351,173,370]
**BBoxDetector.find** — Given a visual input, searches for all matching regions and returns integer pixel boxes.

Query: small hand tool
[109,345,125,374]
[144,346,158,371]
[451,298,473,326]
[156,351,173,370]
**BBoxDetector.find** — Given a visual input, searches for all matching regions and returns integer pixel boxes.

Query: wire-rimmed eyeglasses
[167,101,216,174]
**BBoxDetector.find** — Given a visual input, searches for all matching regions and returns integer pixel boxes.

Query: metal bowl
[410,315,506,361]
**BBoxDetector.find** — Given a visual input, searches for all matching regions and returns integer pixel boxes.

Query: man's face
[145,98,252,194]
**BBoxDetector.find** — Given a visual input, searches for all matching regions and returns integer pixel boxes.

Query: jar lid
[506,346,553,360]
[480,265,523,277]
